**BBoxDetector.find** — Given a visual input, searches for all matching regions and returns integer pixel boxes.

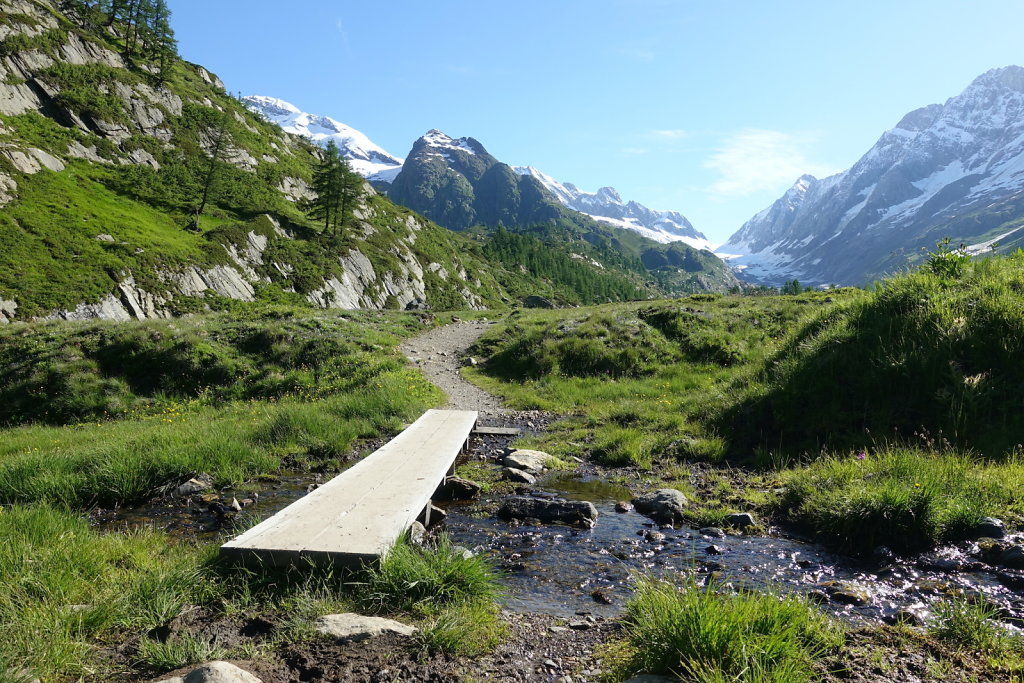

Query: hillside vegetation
[0,0,646,323]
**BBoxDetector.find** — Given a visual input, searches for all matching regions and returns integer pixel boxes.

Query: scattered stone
[872,546,896,563]
[503,467,537,484]
[409,521,427,545]
[229,498,242,512]
[94,233,115,242]
[467,357,478,366]
[614,501,633,513]
[181,661,262,683]
[568,620,591,630]
[433,476,482,501]
[497,497,599,528]
[632,489,688,526]
[972,517,1006,539]
[886,608,925,627]
[980,541,1024,569]
[699,526,725,538]
[643,530,666,543]
[452,545,475,560]
[591,588,614,604]
[173,473,213,497]
[315,613,417,642]
[503,449,552,473]
[818,580,872,606]
[723,512,757,529]
[705,544,724,555]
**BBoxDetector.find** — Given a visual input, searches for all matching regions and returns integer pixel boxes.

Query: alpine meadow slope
[0,0,540,322]
[723,65,1024,286]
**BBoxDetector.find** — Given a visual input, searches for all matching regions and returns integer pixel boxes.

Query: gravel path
[400,320,507,417]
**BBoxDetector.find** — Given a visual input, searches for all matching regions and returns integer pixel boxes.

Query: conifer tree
[308,140,362,236]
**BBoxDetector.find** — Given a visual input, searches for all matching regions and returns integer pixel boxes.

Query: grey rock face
[632,489,689,526]
[497,496,598,528]
[0,298,17,323]
[314,613,417,642]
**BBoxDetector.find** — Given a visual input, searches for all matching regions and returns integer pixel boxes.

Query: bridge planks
[220,409,478,567]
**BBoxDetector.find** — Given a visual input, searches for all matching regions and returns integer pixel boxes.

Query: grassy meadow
[0,307,510,680]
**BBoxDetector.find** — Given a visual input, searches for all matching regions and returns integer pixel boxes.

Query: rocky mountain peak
[721,64,1024,287]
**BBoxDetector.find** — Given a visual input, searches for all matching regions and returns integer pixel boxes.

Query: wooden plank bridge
[220,409,478,567]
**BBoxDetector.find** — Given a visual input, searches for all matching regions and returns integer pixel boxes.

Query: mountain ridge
[243,96,713,248]
[722,65,1024,286]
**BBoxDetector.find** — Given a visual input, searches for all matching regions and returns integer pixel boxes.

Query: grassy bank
[467,292,844,469]
[777,448,1024,553]
[0,309,509,679]
[0,309,447,507]
[0,506,502,680]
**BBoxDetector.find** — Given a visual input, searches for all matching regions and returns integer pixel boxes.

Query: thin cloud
[335,19,352,57]
[617,46,656,62]
[651,129,688,139]
[704,129,835,200]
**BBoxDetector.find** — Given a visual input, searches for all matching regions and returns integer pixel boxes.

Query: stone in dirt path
[400,320,507,418]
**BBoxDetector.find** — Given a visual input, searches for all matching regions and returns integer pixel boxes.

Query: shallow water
[444,473,1024,627]
[100,459,1024,629]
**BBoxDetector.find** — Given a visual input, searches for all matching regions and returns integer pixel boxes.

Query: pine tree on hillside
[308,140,362,236]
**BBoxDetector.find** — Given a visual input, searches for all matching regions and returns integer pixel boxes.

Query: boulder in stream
[503,467,537,484]
[632,488,688,526]
[723,512,757,530]
[433,476,482,501]
[498,496,598,528]
[503,449,552,473]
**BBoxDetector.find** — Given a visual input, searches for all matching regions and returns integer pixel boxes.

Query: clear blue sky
[168,0,1024,244]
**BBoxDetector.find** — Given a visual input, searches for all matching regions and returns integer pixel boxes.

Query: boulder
[315,613,417,642]
[503,448,551,473]
[416,503,447,528]
[972,517,1006,539]
[699,527,725,538]
[498,497,598,528]
[174,473,213,497]
[523,295,555,309]
[503,467,537,484]
[817,580,872,606]
[724,512,757,530]
[433,476,482,501]
[181,661,262,683]
[632,489,688,526]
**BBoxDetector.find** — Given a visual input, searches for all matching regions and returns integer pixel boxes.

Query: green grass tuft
[615,575,843,682]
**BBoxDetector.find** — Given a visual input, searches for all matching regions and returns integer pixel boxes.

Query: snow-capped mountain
[244,96,713,249]
[722,66,1024,286]
[242,95,404,183]
[513,166,713,249]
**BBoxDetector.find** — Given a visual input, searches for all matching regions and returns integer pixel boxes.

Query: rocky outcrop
[0,299,18,323]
